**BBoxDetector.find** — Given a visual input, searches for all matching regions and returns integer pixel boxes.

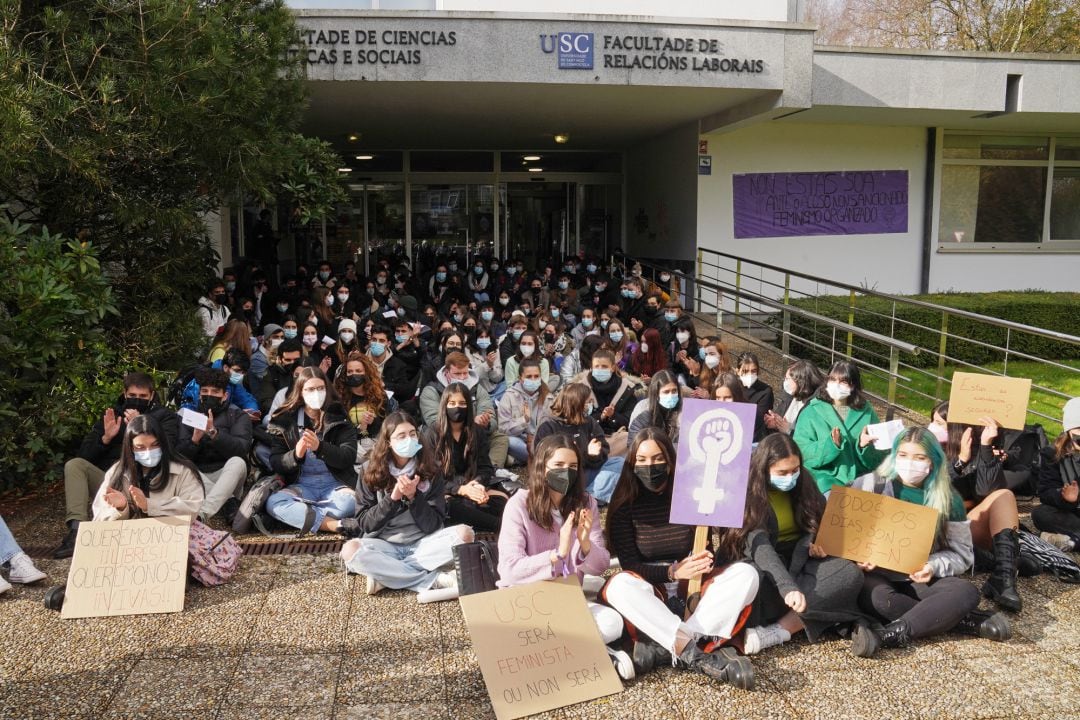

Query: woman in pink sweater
[496,434,634,679]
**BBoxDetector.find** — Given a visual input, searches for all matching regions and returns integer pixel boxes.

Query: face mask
[659,393,679,410]
[895,458,932,486]
[646,305,659,316]
[124,397,151,413]
[270,338,284,349]
[499,297,510,306]
[377,276,388,286]
[519,344,535,357]
[303,389,326,409]
[213,293,227,305]
[584,402,596,416]
[621,289,631,299]
[1070,432,1080,449]
[550,308,560,319]
[608,331,623,343]
[393,333,408,345]
[538,320,548,330]
[581,317,593,328]
[698,347,707,361]
[740,373,757,388]
[446,406,468,423]
[664,312,677,323]
[639,342,649,354]
[370,342,386,357]
[632,269,641,277]
[229,371,244,385]
[337,293,349,303]
[769,470,800,493]
[366,287,376,296]
[277,303,289,313]
[481,310,494,322]
[225,281,236,293]
[531,287,542,295]
[396,308,406,317]
[319,271,330,281]
[928,422,949,444]
[595,283,607,292]
[444,345,462,354]
[634,462,668,492]
[453,313,464,323]
[392,437,422,458]
[558,281,568,290]
[783,378,797,396]
[476,337,491,350]
[660,273,671,282]
[600,319,609,329]
[324,294,334,306]
[342,373,366,388]
[284,328,297,339]
[704,355,721,369]
[448,263,457,272]
[340,331,355,344]
[133,448,163,468]
[507,267,517,276]
[544,467,574,495]
[490,263,499,271]
[511,329,524,340]
[302,335,317,347]
[676,331,690,345]
[474,266,484,275]
[436,272,447,282]
[198,396,225,415]
[826,381,852,401]
[522,378,542,393]
[587,264,597,273]
[591,368,612,383]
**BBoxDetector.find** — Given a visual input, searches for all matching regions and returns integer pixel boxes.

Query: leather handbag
[453,540,500,595]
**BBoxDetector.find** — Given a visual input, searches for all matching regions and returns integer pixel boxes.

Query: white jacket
[92,463,205,521]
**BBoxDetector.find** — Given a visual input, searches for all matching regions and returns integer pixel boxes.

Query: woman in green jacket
[792,361,887,494]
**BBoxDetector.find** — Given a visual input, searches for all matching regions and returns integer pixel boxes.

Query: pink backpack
[188,519,241,586]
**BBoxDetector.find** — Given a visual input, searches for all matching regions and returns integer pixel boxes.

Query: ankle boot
[631,636,672,674]
[953,609,1012,642]
[983,528,1023,612]
[850,622,882,658]
[878,619,913,649]
[52,521,79,559]
[972,545,995,572]
[676,643,754,690]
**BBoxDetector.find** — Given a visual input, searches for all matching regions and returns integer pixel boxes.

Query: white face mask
[783,378,797,396]
[675,331,690,345]
[740,373,757,389]
[303,389,326,409]
[826,381,852,401]
[270,338,284,349]
[519,344,535,358]
[704,354,720,369]
[639,342,649,354]
[339,331,355,343]
[895,458,932,486]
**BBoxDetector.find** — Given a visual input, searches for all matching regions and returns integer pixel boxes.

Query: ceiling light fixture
[523,155,541,161]
[337,167,353,173]
[553,134,569,144]
[355,154,374,160]
[347,134,360,142]
[528,167,543,173]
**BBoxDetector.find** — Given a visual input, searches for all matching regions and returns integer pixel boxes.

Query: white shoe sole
[10,569,47,584]
[365,576,385,596]
[0,579,10,595]
[417,587,460,604]
[607,647,636,681]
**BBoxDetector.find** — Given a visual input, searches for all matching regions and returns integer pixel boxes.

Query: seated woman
[326,318,363,379]
[691,338,731,399]
[734,434,872,656]
[342,411,473,598]
[208,318,253,364]
[496,358,555,465]
[792,361,887,495]
[932,401,1037,612]
[857,428,1011,649]
[503,331,553,388]
[667,318,701,389]
[334,351,396,443]
[605,319,636,372]
[585,349,639,439]
[92,414,205,522]
[0,516,48,594]
[628,327,668,386]
[497,435,633,679]
[1031,398,1080,550]
[735,352,775,430]
[466,326,504,402]
[560,334,604,387]
[263,368,357,535]
[534,383,623,504]
[422,383,507,532]
[713,373,767,442]
[765,359,825,435]
[628,370,683,446]
[601,429,756,688]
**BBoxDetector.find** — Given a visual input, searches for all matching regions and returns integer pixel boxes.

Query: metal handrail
[698,248,1080,346]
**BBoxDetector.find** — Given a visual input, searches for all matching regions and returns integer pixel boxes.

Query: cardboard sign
[178,408,208,431]
[62,516,191,619]
[867,419,905,451]
[947,372,1032,430]
[816,487,939,574]
[670,399,757,528]
[459,577,622,720]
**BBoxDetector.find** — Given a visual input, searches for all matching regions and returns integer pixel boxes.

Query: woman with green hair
[852,427,1011,653]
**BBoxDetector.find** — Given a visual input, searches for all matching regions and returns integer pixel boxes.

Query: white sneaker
[1040,532,1075,552]
[365,575,385,596]
[495,468,519,481]
[607,647,636,681]
[433,571,458,590]
[0,575,10,595]
[743,624,791,655]
[8,553,46,584]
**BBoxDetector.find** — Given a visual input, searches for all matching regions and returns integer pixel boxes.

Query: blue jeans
[0,516,25,564]
[267,482,357,533]
[347,525,470,592]
[507,435,529,464]
[585,456,624,504]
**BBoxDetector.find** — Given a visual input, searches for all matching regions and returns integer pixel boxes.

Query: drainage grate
[240,539,344,556]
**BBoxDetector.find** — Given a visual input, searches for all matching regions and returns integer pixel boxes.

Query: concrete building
[222,1,1080,293]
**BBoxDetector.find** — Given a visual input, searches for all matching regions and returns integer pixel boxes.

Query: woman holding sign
[496,435,633,679]
[1032,398,1080,548]
[792,361,888,494]
[601,428,757,689]
[855,428,1011,649]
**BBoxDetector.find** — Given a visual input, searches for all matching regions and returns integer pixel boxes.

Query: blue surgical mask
[474,266,484,275]
[558,281,568,290]
[370,342,386,357]
[395,334,409,345]
[522,378,542,393]
[595,283,607,292]
[659,393,680,410]
[600,319,609,329]
[581,317,593,328]
[283,329,297,339]
[229,371,244,385]
[396,307,406,317]
[608,331,623,343]
[769,470,800,493]
[277,303,289,313]
[587,264,597,273]
[550,308,560,318]
[664,312,677,323]
[591,368,613,383]
[133,448,163,468]
[621,289,631,298]
[698,347,707,361]
[476,337,491,350]
[506,267,517,276]
[436,272,447,282]
[481,310,494,322]
[392,437,422,459]
[511,329,524,340]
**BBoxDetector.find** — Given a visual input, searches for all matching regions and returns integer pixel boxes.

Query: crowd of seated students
[19,252,1077,693]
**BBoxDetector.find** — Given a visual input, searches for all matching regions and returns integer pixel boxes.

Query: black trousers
[859,572,979,639]
[1031,504,1080,539]
[446,495,507,533]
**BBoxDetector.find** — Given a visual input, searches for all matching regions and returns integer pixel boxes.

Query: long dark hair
[578,334,604,374]
[604,427,676,542]
[515,330,542,362]
[645,370,681,441]
[525,434,589,531]
[433,382,477,478]
[111,414,201,500]
[363,411,436,491]
[933,400,986,462]
[816,360,868,409]
[787,360,825,401]
[271,366,341,430]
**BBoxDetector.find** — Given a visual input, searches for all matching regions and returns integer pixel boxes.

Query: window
[938,133,1080,250]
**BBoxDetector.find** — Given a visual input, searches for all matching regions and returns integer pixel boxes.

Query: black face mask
[198,396,225,415]
[645,306,659,316]
[545,467,575,495]
[633,462,669,492]
[345,374,366,388]
[213,293,227,305]
[446,406,468,423]
[123,397,151,413]
[282,361,299,375]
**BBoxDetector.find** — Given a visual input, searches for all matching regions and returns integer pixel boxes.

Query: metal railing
[645,248,1080,430]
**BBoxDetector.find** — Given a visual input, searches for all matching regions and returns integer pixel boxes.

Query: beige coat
[92,462,205,521]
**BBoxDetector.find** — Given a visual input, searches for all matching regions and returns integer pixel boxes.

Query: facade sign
[698,156,712,176]
[539,33,594,69]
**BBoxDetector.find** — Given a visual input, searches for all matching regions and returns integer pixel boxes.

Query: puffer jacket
[266,405,358,488]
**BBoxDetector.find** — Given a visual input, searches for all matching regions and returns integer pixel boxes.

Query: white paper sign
[321,335,336,346]
[867,419,906,450]
[382,310,398,319]
[178,408,208,431]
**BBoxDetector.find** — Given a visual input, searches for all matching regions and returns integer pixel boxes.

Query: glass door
[576,183,621,261]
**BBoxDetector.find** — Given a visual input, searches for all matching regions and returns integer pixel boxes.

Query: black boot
[221,497,241,526]
[676,643,754,690]
[850,622,882,658]
[972,545,995,573]
[953,609,1012,642]
[631,636,672,674]
[52,521,79,559]
[983,528,1023,612]
[878,619,914,649]
[1017,552,1042,578]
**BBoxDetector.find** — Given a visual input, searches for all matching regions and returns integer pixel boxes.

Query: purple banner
[670,399,756,529]
[732,170,908,238]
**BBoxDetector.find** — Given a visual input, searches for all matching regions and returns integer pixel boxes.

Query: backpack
[1001,424,1051,495]
[188,519,242,586]
[232,473,285,534]
[167,363,207,408]
[1018,526,1080,584]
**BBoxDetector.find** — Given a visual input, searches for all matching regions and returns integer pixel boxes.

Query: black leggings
[859,572,979,639]
[1031,505,1080,539]
[446,495,507,533]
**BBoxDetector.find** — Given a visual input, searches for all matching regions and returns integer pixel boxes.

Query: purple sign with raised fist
[670,399,757,529]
